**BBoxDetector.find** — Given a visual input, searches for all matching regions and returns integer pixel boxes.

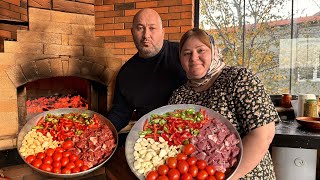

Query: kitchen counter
[272,119,320,149]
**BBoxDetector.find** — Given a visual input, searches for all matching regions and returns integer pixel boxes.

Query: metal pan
[17,108,118,178]
[125,104,243,180]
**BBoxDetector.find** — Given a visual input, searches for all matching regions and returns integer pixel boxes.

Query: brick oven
[0,8,121,150]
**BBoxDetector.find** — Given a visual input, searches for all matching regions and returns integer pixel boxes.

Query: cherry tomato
[80,165,89,171]
[205,165,216,176]
[207,175,217,180]
[157,175,169,180]
[167,169,180,180]
[55,147,64,153]
[177,160,189,174]
[186,156,197,166]
[66,162,76,170]
[61,167,71,174]
[69,154,79,162]
[52,167,61,174]
[31,159,42,168]
[196,170,208,180]
[36,152,46,160]
[42,156,53,165]
[196,160,207,170]
[45,148,55,157]
[52,161,61,168]
[182,144,195,155]
[62,140,73,150]
[215,171,225,180]
[26,155,36,164]
[61,157,69,167]
[72,167,80,173]
[52,152,63,162]
[188,165,198,177]
[176,153,188,161]
[181,173,193,180]
[74,159,84,168]
[146,170,158,180]
[166,157,177,169]
[62,151,72,158]
[157,164,169,175]
[40,164,52,172]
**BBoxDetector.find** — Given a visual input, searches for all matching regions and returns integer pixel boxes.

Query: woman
[168,28,279,179]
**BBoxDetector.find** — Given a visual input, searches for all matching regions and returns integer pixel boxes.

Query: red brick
[0,1,9,9]
[168,32,184,40]
[136,1,158,8]
[114,42,135,48]
[95,30,115,37]
[181,25,193,32]
[3,0,19,6]
[125,48,137,55]
[181,11,192,19]
[104,36,126,43]
[103,0,124,5]
[153,7,168,14]
[95,0,103,5]
[114,29,131,36]
[9,4,27,15]
[114,16,133,23]
[158,0,181,7]
[161,12,181,20]
[182,0,192,5]
[104,10,124,17]
[104,42,115,48]
[124,22,133,29]
[111,48,124,55]
[165,26,180,33]
[125,0,145,2]
[125,35,133,42]
[28,0,50,9]
[78,0,94,4]
[169,5,192,13]
[114,2,134,11]
[0,30,11,38]
[95,17,114,24]
[94,5,114,11]
[21,14,27,21]
[103,23,124,30]
[0,7,20,20]
[125,9,140,16]
[95,24,103,30]
[95,11,105,18]
[169,19,192,26]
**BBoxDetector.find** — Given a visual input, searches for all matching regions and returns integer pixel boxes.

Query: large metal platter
[17,108,118,178]
[125,104,243,180]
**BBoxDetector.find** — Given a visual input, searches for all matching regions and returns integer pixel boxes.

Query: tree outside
[199,0,320,95]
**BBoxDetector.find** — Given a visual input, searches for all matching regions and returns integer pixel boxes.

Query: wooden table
[103,145,137,180]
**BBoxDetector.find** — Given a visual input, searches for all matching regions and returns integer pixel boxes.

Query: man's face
[131,11,165,58]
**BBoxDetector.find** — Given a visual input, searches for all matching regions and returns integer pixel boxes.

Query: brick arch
[5,57,111,88]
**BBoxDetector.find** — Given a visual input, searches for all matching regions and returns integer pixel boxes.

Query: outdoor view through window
[199,0,320,95]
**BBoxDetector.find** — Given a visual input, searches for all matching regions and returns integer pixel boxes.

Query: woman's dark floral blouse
[169,66,280,179]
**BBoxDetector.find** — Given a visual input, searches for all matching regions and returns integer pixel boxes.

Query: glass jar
[281,93,292,108]
[303,99,318,117]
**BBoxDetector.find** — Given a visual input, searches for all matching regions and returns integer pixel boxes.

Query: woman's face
[180,36,212,79]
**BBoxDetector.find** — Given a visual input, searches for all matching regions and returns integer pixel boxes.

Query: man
[106,8,187,132]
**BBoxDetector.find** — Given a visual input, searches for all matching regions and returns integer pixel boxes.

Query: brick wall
[94,0,194,63]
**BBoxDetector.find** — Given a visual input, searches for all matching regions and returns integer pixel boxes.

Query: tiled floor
[0,164,107,180]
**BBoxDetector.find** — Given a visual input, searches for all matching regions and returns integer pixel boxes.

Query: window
[198,0,320,95]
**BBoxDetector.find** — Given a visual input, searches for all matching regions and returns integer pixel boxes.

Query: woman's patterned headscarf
[187,33,226,88]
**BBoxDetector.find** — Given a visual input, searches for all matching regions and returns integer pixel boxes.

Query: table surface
[272,119,320,149]
[104,145,137,180]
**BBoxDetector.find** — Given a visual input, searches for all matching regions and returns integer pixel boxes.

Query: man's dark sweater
[106,40,187,131]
